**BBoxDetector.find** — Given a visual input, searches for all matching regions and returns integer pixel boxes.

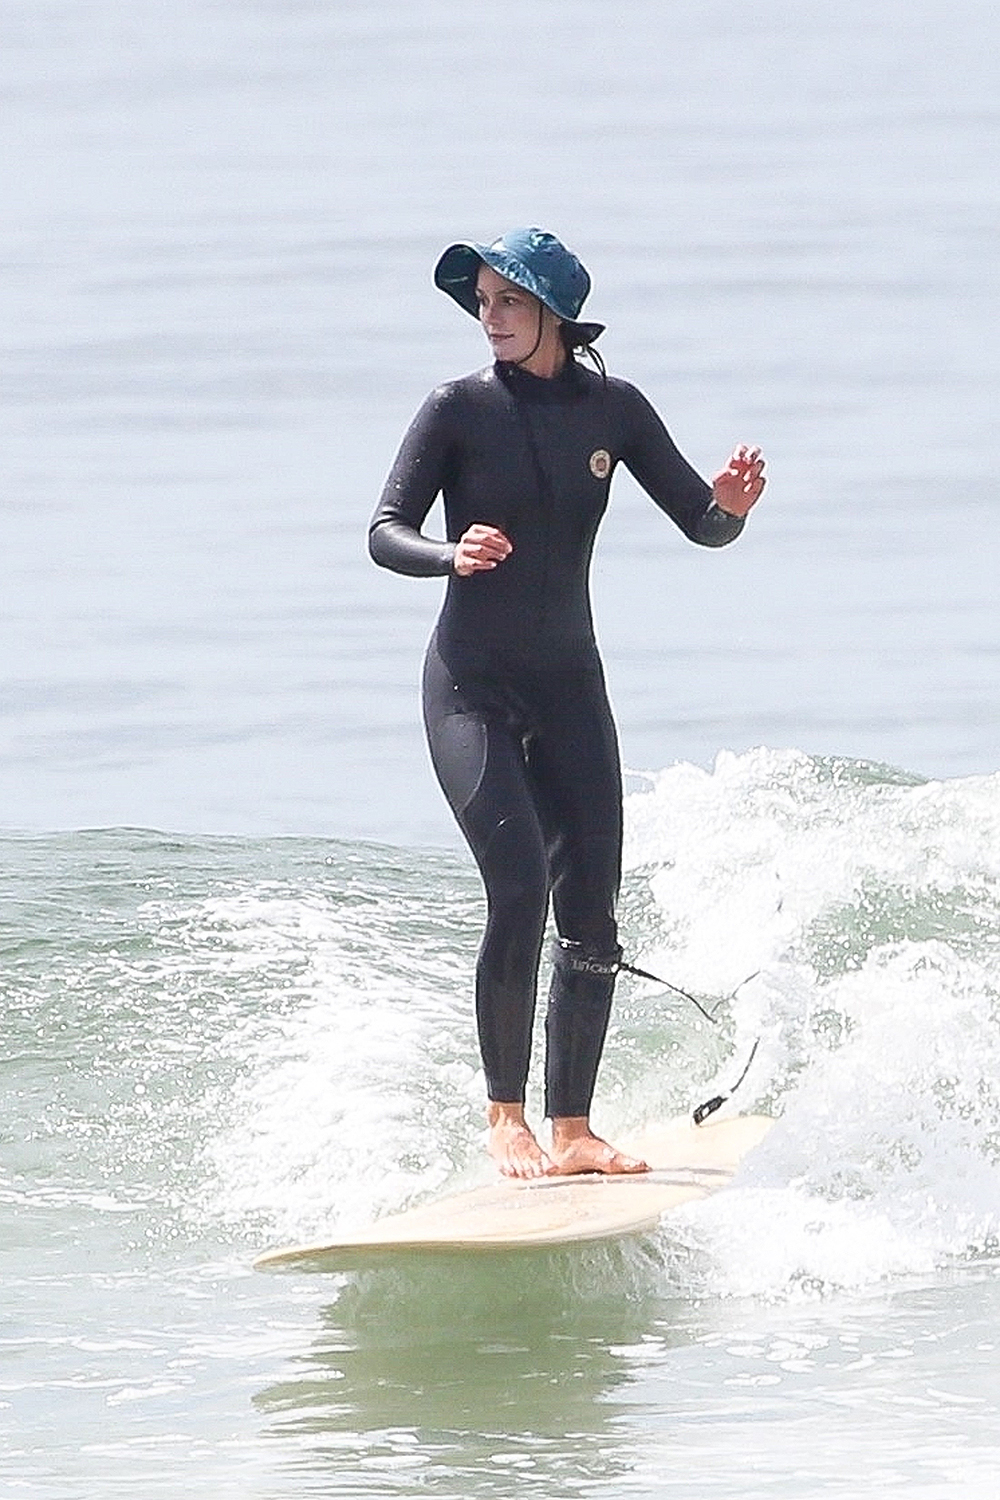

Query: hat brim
[434,242,604,341]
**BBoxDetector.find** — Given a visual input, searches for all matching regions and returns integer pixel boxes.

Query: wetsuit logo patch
[589,449,611,480]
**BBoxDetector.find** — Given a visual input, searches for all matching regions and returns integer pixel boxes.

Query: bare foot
[548,1117,649,1176]
[487,1102,554,1179]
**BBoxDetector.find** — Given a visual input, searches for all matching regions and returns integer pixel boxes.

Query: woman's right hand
[452,524,513,576]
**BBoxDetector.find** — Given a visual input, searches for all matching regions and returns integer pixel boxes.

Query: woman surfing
[369,228,765,1179]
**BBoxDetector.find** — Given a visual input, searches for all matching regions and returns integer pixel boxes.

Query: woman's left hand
[711,445,766,517]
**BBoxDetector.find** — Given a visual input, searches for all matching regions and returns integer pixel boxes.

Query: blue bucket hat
[434,227,605,346]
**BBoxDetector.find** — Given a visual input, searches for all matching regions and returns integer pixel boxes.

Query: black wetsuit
[369,357,743,1117]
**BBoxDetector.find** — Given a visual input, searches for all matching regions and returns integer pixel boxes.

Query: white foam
[194,885,483,1244]
[625,750,1000,1297]
[188,752,1000,1293]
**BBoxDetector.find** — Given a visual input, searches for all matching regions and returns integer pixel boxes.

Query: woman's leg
[524,666,621,1104]
[525,669,647,1172]
[422,642,550,1134]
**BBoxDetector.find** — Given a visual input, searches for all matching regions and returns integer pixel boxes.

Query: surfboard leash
[617,959,762,1125]
[617,960,759,1024]
[691,1037,760,1125]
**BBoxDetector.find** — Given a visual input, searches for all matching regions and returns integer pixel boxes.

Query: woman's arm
[368,389,458,576]
[617,382,764,547]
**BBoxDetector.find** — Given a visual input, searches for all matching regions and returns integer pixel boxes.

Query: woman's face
[475,264,563,370]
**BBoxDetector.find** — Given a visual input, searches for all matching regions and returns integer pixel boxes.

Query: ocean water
[5,761,1000,1496]
[3,0,1000,1495]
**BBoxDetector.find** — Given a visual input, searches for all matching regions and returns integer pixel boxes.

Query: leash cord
[618,959,762,1125]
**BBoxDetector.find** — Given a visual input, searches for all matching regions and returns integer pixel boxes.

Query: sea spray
[12,751,996,1297]
[622,750,1000,1296]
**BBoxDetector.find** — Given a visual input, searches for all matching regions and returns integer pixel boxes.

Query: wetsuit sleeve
[617,383,745,548]
[368,388,458,577]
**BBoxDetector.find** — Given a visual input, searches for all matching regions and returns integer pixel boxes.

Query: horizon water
[3,1,1000,1496]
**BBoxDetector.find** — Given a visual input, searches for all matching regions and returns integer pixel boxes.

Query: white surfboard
[254,1113,772,1272]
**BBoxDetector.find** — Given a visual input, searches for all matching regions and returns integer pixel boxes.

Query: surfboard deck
[254,1113,772,1272]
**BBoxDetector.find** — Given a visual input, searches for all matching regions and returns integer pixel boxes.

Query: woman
[368,228,765,1180]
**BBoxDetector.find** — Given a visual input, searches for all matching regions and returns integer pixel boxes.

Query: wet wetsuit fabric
[369,358,743,1116]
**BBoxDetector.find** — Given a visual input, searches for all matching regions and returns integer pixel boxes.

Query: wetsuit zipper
[518,403,555,648]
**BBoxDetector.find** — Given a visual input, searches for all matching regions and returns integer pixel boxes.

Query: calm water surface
[3,0,998,844]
